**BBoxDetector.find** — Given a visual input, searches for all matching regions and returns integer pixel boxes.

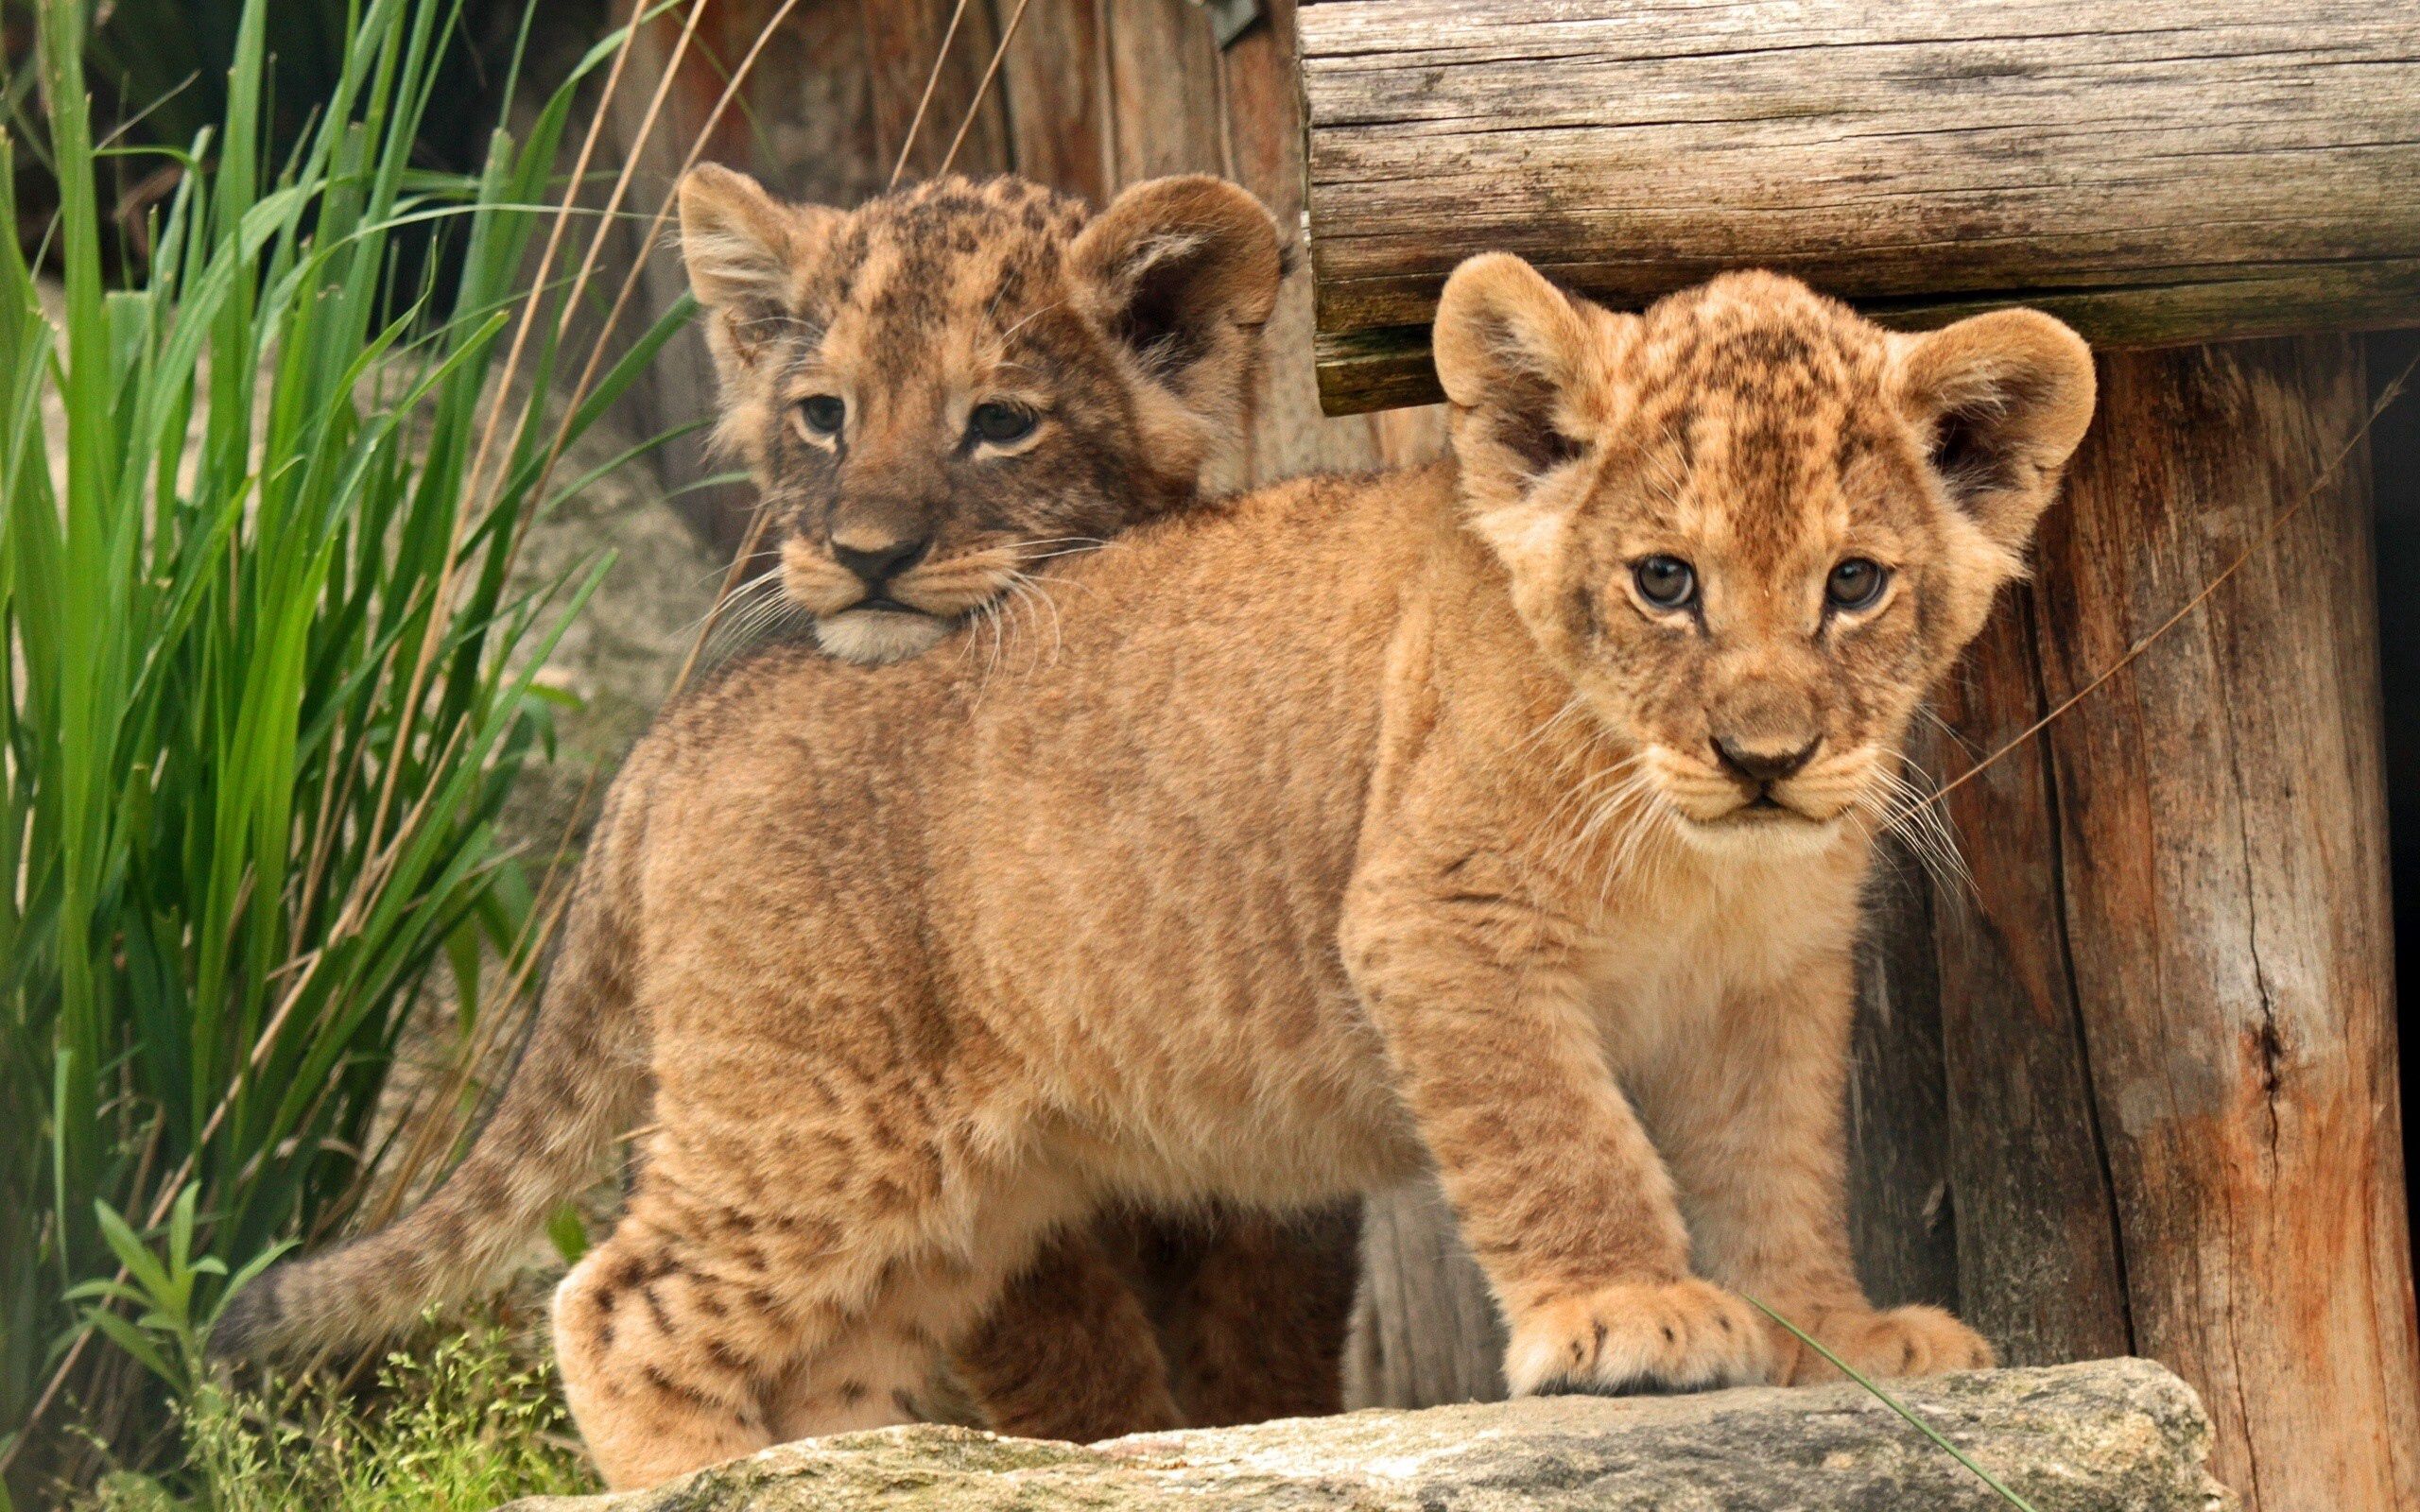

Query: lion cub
[234,256,2096,1490]
[216,165,1352,1442]
[674,164,1280,665]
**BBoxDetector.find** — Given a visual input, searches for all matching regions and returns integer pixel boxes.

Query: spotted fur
[225,263,2095,1491]
[213,169,1352,1438]
[681,165,1285,665]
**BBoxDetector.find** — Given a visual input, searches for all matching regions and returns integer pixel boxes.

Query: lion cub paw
[1504,1280,1776,1398]
[1774,1303,1995,1384]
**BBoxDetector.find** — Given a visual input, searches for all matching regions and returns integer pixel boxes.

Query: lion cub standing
[236,253,2095,1489]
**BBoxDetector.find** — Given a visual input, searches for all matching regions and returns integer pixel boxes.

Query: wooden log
[1342,1179,1506,1410]
[1844,835,1962,1317]
[1296,0,2420,412]
[1933,336,2419,1511]
[1925,602,2139,1368]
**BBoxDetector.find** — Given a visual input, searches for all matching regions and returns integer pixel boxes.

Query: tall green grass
[0,0,691,1493]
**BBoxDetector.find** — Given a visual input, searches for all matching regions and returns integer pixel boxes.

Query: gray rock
[500,1358,2233,1512]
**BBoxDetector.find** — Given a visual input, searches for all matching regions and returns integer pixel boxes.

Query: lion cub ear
[1069,176,1284,448]
[1893,309,2098,555]
[1432,253,1620,494]
[678,163,836,377]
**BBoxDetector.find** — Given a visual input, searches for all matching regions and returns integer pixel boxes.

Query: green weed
[1,0,690,1493]
[75,1323,596,1512]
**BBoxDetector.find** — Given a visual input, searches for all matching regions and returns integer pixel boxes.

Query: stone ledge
[502,1357,2234,1511]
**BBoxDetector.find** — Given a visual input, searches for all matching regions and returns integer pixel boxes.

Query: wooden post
[1928,335,2418,1509]
[1343,1179,1504,1408]
[1843,839,1963,1317]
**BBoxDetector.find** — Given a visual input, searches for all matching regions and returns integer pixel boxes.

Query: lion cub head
[1433,259,2096,858]
[678,168,1283,664]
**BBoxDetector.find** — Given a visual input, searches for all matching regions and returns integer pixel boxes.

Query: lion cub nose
[1712,734,1820,785]
[831,534,931,590]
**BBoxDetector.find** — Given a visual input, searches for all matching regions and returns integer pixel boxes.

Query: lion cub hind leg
[553,1147,1072,1488]
[951,1224,1184,1441]
[756,1162,1098,1447]
[1155,1204,1360,1427]
[552,1212,794,1489]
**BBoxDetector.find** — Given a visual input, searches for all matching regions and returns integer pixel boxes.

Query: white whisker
[1001,572,1066,670]
[1864,757,1973,899]
[989,299,1068,353]
[1018,545,1112,563]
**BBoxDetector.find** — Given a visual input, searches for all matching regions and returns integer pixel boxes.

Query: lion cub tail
[210,795,650,1363]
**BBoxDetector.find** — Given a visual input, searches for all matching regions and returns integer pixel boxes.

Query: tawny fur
[234,261,2096,1491]
[213,165,1355,1441]
[677,164,1286,667]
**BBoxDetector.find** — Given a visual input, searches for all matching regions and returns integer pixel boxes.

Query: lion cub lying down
[251,252,2097,1488]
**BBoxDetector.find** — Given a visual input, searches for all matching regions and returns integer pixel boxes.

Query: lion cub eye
[968,402,1038,446]
[796,395,846,439]
[1825,558,1890,612]
[1632,555,1698,611]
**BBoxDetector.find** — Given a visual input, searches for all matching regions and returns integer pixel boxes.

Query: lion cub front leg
[1340,869,1772,1398]
[1649,952,1993,1384]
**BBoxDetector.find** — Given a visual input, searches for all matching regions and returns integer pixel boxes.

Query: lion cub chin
[810,605,949,665]
[223,249,2097,1489]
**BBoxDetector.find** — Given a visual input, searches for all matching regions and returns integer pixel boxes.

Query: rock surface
[501,1358,2232,1511]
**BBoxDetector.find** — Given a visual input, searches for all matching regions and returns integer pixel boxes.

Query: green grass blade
[1744,1297,2041,1512]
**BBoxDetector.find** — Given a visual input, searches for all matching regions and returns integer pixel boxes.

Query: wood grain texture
[1342,1179,1508,1410]
[1924,601,2140,1369]
[1928,337,2418,1512]
[991,0,1115,202]
[1298,0,2420,411]
[1845,833,1961,1316]
[859,0,1014,185]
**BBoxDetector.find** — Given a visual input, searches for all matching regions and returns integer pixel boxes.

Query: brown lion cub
[216,165,1354,1441]
[675,164,1278,665]
[237,255,2097,1491]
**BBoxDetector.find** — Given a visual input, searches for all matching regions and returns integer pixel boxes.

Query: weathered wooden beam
[1299,0,2420,413]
